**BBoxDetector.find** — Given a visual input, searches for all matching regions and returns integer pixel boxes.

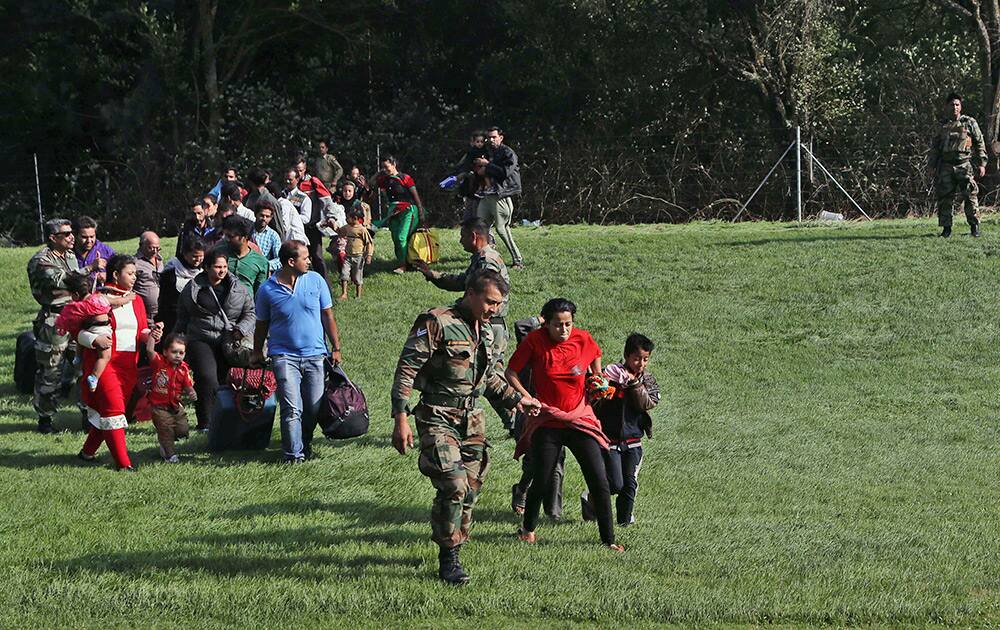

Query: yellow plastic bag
[406,228,440,265]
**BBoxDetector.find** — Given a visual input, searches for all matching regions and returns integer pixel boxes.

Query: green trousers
[375,205,419,265]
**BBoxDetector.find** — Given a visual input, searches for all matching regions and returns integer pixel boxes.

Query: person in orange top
[506,297,623,552]
[145,331,197,463]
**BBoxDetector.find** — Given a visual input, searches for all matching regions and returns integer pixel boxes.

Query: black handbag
[208,283,253,368]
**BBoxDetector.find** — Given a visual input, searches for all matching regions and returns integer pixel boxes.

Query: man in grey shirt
[134,231,163,327]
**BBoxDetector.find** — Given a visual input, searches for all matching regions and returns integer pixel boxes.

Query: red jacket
[148,352,194,408]
[298,175,331,223]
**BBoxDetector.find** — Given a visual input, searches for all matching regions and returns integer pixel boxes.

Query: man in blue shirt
[252,240,342,462]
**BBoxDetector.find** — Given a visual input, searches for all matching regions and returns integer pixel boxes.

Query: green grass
[2,219,1000,628]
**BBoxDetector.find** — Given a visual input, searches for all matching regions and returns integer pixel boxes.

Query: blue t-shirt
[255,271,333,357]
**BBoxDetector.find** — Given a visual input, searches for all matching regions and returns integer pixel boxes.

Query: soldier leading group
[390,270,542,585]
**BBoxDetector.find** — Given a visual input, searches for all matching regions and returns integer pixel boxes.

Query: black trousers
[517,447,564,517]
[187,339,228,429]
[523,427,615,545]
[305,226,326,279]
[605,444,643,525]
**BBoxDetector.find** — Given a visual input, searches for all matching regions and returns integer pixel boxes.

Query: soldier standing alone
[929,92,988,237]
[27,219,102,433]
[391,270,540,585]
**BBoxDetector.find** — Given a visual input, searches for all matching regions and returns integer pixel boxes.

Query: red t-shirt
[147,352,194,408]
[508,328,602,412]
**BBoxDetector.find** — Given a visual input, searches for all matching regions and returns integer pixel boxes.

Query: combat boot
[437,545,470,585]
[972,224,981,237]
[940,226,952,238]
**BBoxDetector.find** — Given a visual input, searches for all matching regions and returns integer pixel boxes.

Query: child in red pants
[146,332,196,463]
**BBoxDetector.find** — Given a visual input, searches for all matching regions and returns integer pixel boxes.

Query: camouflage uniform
[391,301,522,549]
[27,247,87,420]
[929,115,987,227]
[427,245,513,428]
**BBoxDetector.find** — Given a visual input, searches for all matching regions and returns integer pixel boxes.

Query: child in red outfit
[145,332,196,463]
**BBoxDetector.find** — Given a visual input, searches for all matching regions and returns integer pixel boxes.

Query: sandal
[516,528,536,544]
[607,543,625,552]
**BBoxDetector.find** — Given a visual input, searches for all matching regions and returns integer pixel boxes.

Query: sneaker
[511,261,525,270]
[77,450,98,463]
[580,491,596,521]
[37,417,54,434]
[118,466,138,473]
[164,455,180,464]
[86,375,99,392]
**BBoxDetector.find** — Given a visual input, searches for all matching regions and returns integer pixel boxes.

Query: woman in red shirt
[506,298,623,551]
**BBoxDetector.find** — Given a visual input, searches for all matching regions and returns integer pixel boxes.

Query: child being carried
[55,275,132,392]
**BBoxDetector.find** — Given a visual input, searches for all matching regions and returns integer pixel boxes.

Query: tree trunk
[936,0,1000,163]
[196,0,220,147]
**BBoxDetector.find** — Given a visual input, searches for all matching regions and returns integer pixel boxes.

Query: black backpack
[318,361,369,439]
[14,331,35,395]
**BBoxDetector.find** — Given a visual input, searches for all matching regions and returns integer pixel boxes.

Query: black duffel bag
[318,360,369,439]
[14,331,36,395]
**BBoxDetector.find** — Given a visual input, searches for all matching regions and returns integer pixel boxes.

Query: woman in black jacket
[157,237,205,339]
[174,250,255,430]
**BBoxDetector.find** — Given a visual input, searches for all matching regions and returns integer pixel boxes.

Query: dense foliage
[0,0,991,241]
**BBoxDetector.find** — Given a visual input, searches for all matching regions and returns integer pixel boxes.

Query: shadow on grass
[718,232,933,247]
[53,540,423,580]
[0,447,83,469]
[215,499,518,530]
[0,420,39,435]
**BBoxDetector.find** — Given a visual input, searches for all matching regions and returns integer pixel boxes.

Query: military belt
[420,392,480,410]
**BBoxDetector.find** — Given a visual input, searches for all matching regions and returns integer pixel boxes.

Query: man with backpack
[294,157,335,278]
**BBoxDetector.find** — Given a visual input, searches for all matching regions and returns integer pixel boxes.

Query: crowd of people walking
[24,129,658,585]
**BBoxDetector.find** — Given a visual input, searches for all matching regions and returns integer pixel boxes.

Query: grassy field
[1,219,999,628]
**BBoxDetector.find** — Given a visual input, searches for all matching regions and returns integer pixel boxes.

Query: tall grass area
[1,219,999,628]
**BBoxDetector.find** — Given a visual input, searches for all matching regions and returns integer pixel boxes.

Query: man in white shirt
[222,182,255,221]
[283,168,313,228]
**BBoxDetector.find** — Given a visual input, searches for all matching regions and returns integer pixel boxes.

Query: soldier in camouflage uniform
[415,218,514,431]
[391,270,541,585]
[27,219,102,433]
[929,92,988,237]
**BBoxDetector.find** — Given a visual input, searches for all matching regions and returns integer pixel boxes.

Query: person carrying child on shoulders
[583,333,659,527]
[334,207,374,301]
[145,331,197,463]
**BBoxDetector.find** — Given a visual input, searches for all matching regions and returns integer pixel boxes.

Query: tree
[933,0,1000,161]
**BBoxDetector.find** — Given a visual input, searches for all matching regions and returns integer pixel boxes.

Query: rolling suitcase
[207,367,277,452]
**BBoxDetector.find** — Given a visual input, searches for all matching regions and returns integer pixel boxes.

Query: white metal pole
[33,153,44,242]
[802,145,872,221]
[732,140,796,222]
[796,126,802,222]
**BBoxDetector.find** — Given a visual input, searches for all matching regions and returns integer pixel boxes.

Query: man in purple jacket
[73,216,115,287]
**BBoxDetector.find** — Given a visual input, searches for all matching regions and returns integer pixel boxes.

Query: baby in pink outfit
[56,275,114,392]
